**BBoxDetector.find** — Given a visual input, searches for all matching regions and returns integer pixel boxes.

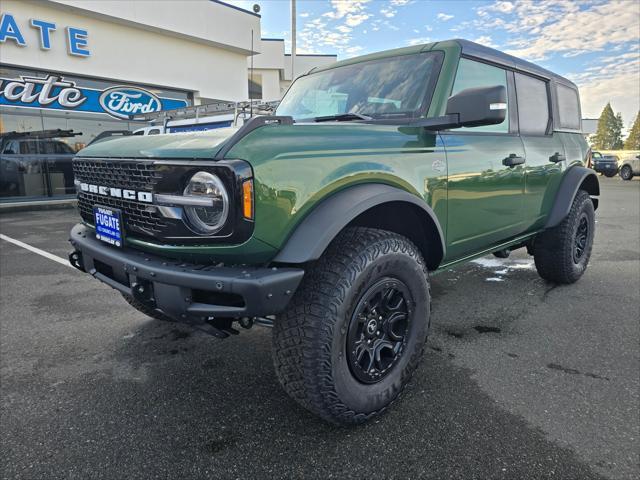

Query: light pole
[291,0,296,84]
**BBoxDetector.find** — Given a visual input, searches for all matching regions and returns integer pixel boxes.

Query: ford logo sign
[99,86,162,120]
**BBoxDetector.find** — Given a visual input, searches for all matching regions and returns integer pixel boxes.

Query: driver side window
[452,58,509,133]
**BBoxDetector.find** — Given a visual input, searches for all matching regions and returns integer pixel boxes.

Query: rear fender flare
[545,166,599,228]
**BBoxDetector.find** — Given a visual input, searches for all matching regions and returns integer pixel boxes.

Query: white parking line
[0,233,73,269]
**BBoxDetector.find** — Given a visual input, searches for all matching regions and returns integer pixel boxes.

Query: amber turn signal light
[242,179,254,220]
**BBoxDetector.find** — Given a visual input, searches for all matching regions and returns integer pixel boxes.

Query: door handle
[503,153,525,167]
[549,152,566,163]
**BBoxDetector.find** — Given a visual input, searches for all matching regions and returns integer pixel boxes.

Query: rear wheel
[272,227,430,425]
[533,190,595,284]
[620,165,633,180]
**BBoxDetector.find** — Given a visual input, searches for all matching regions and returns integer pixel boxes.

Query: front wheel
[272,227,430,425]
[620,165,633,180]
[533,190,595,284]
[604,170,617,178]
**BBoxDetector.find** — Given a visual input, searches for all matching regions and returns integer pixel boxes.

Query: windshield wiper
[313,112,373,122]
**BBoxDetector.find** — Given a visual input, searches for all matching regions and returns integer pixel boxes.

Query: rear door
[442,58,526,261]
[514,72,566,231]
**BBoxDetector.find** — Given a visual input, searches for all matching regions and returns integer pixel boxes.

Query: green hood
[78,127,239,159]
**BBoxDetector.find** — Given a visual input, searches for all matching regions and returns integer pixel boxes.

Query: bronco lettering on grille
[79,183,153,203]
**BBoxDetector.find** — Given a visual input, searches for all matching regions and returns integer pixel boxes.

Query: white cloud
[390,0,411,5]
[299,12,309,18]
[567,51,640,128]
[437,13,454,22]
[298,1,373,57]
[491,1,515,14]
[345,13,370,26]
[407,37,431,46]
[324,0,371,19]
[473,36,497,48]
[380,8,396,18]
[344,45,364,55]
[474,1,637,61]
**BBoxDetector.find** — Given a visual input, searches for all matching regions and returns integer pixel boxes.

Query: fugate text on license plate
[93,206,123,247]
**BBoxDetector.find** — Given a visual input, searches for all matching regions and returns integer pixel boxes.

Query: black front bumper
[69,223,304,320]
[593,164,618,173]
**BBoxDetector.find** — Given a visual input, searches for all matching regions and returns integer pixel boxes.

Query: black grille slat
[73,159,161,191]
[73,158,167,236]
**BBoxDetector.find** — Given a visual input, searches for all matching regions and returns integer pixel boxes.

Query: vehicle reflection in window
[0,129,79,198]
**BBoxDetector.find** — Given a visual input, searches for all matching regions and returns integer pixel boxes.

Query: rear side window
[451,58,509,133]
[556,84,581,130]
[515,73,550,135]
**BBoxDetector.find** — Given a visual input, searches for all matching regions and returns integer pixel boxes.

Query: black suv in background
[592,153,619,177]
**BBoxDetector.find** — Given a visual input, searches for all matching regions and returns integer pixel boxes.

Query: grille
[73,158,167,236]
[73,158,161,191]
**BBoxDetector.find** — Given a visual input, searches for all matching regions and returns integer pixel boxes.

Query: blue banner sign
[0,75,188,120]
[169,121,233,133]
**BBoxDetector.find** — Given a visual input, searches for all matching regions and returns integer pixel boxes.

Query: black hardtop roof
[454,39,577,88]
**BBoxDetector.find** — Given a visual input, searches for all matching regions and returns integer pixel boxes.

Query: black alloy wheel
[573,215,589,263]
[347,278,412,384]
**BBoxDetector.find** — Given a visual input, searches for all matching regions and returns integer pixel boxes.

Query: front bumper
[593,164,618,173]
[68,223,304,320]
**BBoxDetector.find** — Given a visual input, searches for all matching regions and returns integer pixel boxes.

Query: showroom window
[249,73,263,100]
[0,65,191,201]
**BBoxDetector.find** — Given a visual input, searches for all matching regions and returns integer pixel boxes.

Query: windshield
[276,52,443,121]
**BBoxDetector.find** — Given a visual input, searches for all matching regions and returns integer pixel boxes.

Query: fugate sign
[0,12,90,57]
[0,75,188,120]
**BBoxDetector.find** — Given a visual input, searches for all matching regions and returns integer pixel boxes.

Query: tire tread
[272,227,430,425]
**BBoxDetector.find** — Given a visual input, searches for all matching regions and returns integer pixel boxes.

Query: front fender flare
[545,166,600,229]
[273,183,446,265]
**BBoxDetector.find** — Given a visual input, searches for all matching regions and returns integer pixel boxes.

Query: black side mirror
[406,85,507,131]
[446,85,507,128]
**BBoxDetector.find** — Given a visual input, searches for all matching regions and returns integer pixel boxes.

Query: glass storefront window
[0,65,191,201]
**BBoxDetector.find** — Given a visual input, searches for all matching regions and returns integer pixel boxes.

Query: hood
[77,127,239,159]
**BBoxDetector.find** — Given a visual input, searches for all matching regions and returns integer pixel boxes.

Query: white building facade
[248,39,337,101]
[0,0,336,202]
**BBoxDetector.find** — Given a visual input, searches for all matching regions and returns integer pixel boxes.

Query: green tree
[614,113,624,149]
[592,103,623,150]
[624,112,640,150]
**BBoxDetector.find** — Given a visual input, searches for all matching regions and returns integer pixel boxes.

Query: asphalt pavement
[1,176,638,480]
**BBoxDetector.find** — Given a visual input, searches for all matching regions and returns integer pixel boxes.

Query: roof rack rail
[131,99,280,125]
[0,129,82,139]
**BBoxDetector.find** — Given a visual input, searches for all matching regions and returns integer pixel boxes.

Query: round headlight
[183,171,229,234]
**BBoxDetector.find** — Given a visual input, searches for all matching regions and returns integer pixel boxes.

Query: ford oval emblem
[99,86,162,120]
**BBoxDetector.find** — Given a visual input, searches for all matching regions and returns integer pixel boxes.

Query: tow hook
[132,280,155,307]
[68,251,84,271]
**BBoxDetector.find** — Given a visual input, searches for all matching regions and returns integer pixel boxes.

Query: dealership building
[0,0,336,203]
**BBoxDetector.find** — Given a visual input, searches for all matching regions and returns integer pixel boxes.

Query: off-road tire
[121,293,175,322]
[272,227,431,425]
[620,165,633,180]
[533,190,595,284]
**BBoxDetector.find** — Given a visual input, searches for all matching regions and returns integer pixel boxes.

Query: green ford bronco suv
[69,40,599,424]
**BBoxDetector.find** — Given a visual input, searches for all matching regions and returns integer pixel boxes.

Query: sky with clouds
[230,0,640,129]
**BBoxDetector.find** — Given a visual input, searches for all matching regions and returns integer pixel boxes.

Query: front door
[442,58,526,261]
